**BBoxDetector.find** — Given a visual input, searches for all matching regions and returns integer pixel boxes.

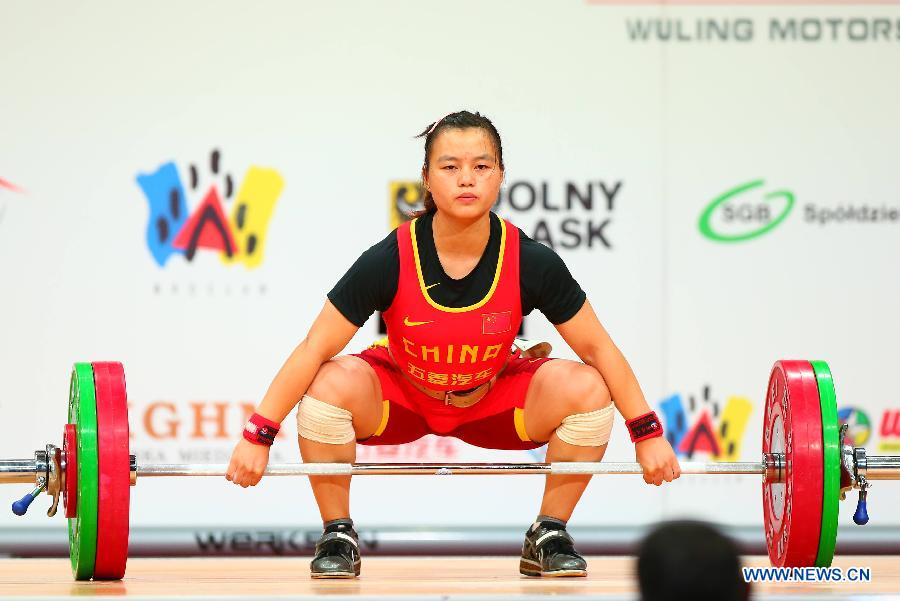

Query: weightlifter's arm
[554,300,681,486]
[554,300,650,421]
[256,300,360,422]
[226,300,359,487]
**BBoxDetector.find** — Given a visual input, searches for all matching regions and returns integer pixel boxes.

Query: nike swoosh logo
[404,316,434,327]
[425,282,440,290]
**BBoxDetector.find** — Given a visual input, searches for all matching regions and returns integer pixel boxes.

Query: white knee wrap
[555,403,615,447]
[296,395,355,445]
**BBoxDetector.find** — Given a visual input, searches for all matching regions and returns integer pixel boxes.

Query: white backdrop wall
[1,0,899,533]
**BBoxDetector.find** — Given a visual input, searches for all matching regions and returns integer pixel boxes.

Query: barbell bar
[12,455,900,479]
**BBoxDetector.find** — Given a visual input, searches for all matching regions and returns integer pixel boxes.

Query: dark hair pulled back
[415,110,504,213]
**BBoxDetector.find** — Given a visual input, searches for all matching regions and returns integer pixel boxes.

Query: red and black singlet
[382,218,522,392]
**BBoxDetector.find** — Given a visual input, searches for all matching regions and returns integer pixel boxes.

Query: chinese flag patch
[482,311,512,334]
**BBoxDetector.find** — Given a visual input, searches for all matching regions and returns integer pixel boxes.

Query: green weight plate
[67,363,98,581]
[812,360,840,567]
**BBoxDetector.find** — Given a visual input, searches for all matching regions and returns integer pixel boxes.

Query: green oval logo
[698,179,795,243]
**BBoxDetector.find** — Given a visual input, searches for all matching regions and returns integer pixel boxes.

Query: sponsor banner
[589,0,900,44]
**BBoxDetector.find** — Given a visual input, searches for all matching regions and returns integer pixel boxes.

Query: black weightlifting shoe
[310,519,361,579]
[519,519,587,577]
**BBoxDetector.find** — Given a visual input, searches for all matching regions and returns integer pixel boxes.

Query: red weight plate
[63,424,78,519]
[92,362,131,580]
[762,360,824,567]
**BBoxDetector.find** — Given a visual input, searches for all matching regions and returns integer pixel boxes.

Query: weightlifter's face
[423,127,503,222]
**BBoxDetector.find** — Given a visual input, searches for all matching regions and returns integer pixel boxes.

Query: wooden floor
[0,556,898,600]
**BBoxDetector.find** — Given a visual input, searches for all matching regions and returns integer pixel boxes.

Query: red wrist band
[243,413,280,446]
[626,411,664,443]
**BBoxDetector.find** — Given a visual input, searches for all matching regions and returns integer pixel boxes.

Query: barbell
[2,359,899,580]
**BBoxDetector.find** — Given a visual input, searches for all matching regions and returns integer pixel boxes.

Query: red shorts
[352,344,553,450]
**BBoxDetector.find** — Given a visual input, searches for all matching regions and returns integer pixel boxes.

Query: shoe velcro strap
[533,529,574,550]
[317,531,359,552]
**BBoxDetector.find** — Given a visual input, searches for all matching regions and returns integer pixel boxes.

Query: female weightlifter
[226,111,681,578]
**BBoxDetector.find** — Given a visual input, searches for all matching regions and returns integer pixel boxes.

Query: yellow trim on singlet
[409,216,507,313]
[373,400,390,437]
[514,407,531,442]
[370,336,389,349]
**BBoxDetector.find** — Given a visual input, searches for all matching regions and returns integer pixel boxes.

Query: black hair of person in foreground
[637,520,751,601]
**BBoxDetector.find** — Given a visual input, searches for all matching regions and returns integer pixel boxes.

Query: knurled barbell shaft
[136,461,769,477]
[0,460,41,484]
[860,455,900,480]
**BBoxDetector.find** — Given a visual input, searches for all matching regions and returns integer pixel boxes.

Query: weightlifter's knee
[299,357,379,444]
[555,366,614,447]
[555,404,615,447]
[296,394,355,445]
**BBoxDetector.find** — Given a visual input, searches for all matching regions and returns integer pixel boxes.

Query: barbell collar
[764,452,784,483]
[855,447,868,481]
